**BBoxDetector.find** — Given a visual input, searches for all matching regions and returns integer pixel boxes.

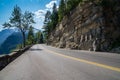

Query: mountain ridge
[0,32,23,54]
[0,29,14,45]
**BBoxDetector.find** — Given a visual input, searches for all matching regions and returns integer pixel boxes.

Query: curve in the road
[45,48,120,72]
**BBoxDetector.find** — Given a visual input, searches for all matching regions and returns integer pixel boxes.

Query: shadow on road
[29,48,42,51]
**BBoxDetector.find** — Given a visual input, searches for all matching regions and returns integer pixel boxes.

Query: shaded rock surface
[48,0,120,53]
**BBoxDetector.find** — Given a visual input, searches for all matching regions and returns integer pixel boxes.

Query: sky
[0,0,60,31]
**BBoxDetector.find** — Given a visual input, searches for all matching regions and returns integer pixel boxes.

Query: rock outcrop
[48,0,120,52]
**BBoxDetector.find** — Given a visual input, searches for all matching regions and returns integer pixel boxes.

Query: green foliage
[35,31,44,44]
[58,0,66,21]
[40,33,44,43]
[10,5,22,28]
[99,0,119,12]
[51,3,59,29]
[43,0,84,41]
[2,22,11,28]
[16,44,23,49]
[35,31,41,43]
[26,26,35,45]
[43,3,58,40]
[43,10,52,39]
[22,11,35,31]
[65,0,83,14]
[58,0,83,21]
[44,11,51,24]
[3,5,35,47]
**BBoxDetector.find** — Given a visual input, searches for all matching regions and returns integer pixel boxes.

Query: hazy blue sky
[0,0,59,31]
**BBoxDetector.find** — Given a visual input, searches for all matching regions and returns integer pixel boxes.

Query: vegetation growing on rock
[43,0,120,52]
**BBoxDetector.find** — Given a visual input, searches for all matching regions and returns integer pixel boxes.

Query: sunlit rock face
[48,0,120,52]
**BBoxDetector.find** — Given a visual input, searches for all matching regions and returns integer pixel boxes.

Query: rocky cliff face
[48,0,120,52]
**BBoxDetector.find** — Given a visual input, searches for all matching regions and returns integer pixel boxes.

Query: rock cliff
[48,0,120,52]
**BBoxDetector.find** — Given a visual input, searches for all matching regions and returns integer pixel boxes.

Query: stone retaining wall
[0,46,32,71]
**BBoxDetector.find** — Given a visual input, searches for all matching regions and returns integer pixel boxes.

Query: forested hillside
[0,29,14,45]
[0,32,23,54]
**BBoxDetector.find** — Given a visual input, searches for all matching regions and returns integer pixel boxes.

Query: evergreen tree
[51,3,58,30]
[44,11,51,24]
[35,31,41,43]
[3,5,35,47]
[22,11,35,45]
[43,10,52,40]
[35,31,44,44]
[66,0,82,14]
[27,26,35,45]
[58,0,66,21]
[40,33,44,43]
[43,3,59,42]
[3,5,25,47]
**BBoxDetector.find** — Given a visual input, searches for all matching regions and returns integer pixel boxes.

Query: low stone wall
[0,46,32,71]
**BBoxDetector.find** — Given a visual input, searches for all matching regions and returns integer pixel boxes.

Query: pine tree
[3,5,35,47]
[43,3,59,42]
[35,31,41,43]
[58,0,66,21]
[44,11,51,24]
[27,26,35,45]
[51,3,58,29]
[40,33,44,43]
[66,0,82,13]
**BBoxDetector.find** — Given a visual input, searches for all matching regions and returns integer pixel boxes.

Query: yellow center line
[45,49,120,72]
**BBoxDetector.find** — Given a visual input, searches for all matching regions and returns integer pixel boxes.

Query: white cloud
[33,18,44,31]
[34,10,46,19]
[33,0,59,30]
[33,9,47,30]
[0,24,3,31]
[45,0,57,9]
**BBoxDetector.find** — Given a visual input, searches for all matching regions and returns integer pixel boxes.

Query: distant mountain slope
[0,32,23,54]
[0,29,14,45]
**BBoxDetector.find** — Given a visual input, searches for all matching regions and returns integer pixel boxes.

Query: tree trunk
[22,31,26,47]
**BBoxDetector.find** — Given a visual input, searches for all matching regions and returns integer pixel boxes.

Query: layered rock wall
[48,0,120,52]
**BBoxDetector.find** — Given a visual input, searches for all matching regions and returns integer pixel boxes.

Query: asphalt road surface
[0,44,120,80]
